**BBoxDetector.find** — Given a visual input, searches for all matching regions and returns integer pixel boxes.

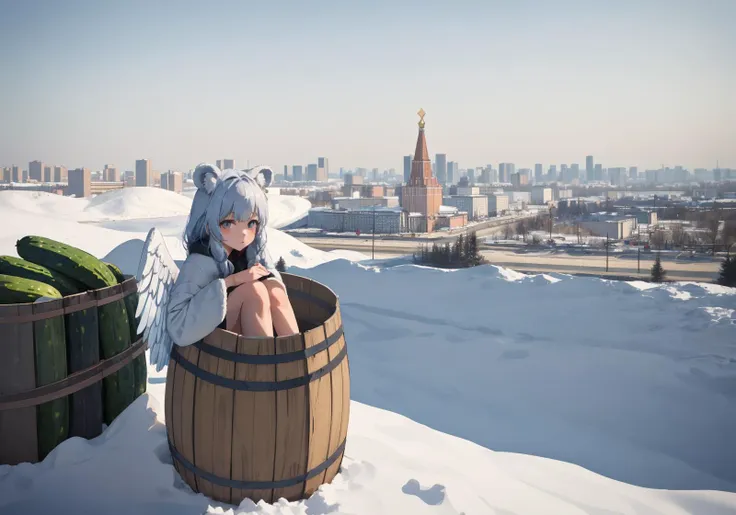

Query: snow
[1,188,736,514]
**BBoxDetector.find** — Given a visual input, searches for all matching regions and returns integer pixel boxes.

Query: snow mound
[83,187,194,220]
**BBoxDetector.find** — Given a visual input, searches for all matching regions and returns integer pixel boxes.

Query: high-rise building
[534,163,543,183]
[161,171,183,193]
[12,165,22,182]
[43,165,52,182]
[435,154,447,184]
[68,168,91,197]
[586,155,594,182]
[628,167,638,180]
[403,155,412,183]
[1,167,10,183]
[29,161,44,182]
[216,159,234,170]
[103,164,119,182]
[594,164,603,181]
[499,163,515,183]
[136,159,151,186]
[283,165,288,180]
[292,165,303,181]
[401,109,442,233]
[317,157,329,182]
[446,161,458,184]
[54,166,68,183]
[306,163,318,181]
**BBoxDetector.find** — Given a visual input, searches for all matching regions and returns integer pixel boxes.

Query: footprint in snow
[402,478,446,505]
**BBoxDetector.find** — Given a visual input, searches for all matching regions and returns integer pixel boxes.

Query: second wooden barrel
[165,274,350,505]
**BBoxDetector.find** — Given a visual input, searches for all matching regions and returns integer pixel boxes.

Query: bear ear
[193,163,221,194]
[245,166,273,190]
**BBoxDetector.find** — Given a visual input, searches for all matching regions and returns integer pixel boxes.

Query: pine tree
[717,256,736,287]
[454,233,465,266]
[650,253,666,283]
[276,256,287,272]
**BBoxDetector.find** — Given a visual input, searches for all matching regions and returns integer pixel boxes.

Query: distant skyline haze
[1,0,734,173]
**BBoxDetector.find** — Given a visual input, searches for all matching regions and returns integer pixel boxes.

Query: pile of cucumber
[0,235,147,459]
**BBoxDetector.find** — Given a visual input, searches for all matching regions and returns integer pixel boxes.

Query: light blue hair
[183,164,270,278]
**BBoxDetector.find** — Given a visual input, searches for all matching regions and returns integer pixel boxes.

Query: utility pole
[606,232,609,272]
[637,224,641,273]
[372,206,376,260]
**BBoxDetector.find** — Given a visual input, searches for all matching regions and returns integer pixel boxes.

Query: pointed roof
[414,127,429,162]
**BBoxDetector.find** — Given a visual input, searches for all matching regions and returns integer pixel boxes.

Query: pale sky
[1,0,734,174]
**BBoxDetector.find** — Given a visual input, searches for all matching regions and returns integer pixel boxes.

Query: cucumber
[0,275,68,459]
[0,273,64,304]
[105,262,147,400]
[16,237,133,425]
[0,255,83,296]
[16,236,117,289]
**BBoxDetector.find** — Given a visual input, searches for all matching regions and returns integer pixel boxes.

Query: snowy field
[0,188,735,514]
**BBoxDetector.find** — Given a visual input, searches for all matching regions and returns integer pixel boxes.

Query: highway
[300,237,722,282]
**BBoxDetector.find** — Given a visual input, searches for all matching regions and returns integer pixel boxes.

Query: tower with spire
[401,108,443,232]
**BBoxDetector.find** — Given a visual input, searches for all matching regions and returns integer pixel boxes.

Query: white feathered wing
[135,228,180,372]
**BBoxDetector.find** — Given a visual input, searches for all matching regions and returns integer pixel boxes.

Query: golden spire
[417,108,426,129]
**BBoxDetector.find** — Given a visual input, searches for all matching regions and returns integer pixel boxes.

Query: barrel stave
[210,332,238,504]
[193,343,219,500]
[0,304,39,465]
[272,333,309,502]
[323,308,348,481]
[231,337,277,504]
[303,326,333,497]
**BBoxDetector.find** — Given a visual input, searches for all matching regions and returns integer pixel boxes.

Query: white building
[487,194,509,216]
[443,195,488,221]
[531,186,553,205]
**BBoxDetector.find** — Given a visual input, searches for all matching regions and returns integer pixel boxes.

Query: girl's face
[219,211,260,251]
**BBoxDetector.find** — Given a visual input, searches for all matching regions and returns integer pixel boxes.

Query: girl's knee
[265,281,288,306]
[234,281,270,310]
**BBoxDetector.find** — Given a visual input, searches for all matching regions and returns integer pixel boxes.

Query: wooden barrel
[0,277,147,465]
[165,273,350,505]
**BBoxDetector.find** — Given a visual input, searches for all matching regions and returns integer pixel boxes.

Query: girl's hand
[226,264,270,287]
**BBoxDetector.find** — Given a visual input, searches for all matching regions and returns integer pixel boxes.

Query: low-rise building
[580,217,638,239]
[487,194,509,216]
[308,206,406,234]
[332,196,399,210]
[531,186,553,205]
[443,195,488,221]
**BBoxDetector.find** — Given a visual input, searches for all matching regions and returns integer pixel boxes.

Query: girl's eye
[248,220,259,229]
[221,221,233,229]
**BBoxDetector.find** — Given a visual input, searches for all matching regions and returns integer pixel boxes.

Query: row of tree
[413,231,485,268]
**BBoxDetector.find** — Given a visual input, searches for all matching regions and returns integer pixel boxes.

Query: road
[302,237,722,282]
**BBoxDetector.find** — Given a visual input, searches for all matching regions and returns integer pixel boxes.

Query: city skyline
[1,1,734,172]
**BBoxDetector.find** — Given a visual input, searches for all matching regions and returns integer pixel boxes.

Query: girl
[165,163,299,347]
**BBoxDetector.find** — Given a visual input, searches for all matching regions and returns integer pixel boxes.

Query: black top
[188,238,247,329]
[188,238,274,330]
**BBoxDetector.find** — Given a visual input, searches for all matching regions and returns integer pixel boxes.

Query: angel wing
[135,227,180,372]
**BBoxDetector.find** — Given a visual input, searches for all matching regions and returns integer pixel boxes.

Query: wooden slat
[287,276,313,331]
[335,302,350,475]
[65,292,102,440]
[323,311,346,483]
[231,336,276,505]
[303,325,332,497]
[308,282,335,324]
[272,333,309,502]
[32,300,69,460]
[165,358,180,477]
[177,345,200,491]
[193,342,217,500]
[0,305,38,465]
[211,332,238,504]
